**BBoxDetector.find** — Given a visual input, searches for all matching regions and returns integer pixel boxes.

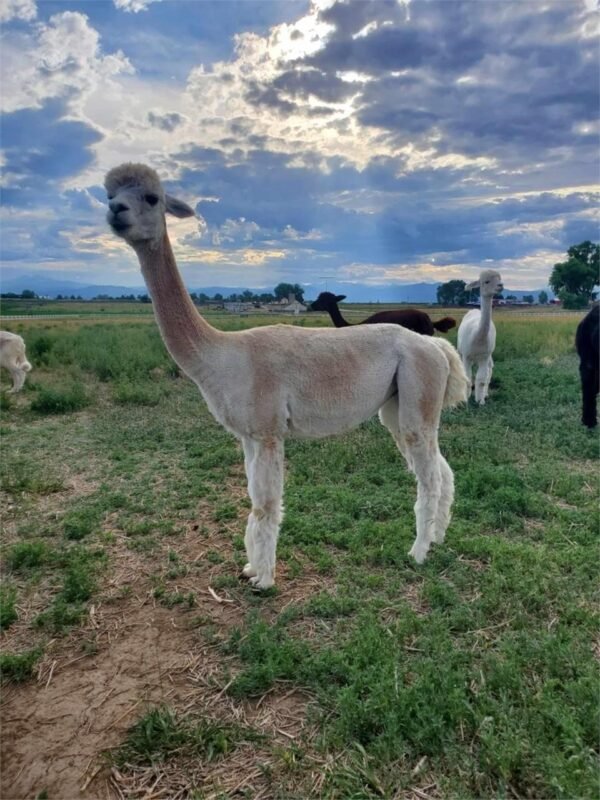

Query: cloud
[147,110,186,131]
[1,11,133,114]
[113,0,163,12]
[1,99,102,203]
[0,0,36,23]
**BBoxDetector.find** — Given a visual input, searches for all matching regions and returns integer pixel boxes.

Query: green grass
[1,312,597,798]
[30,383,90,415]
[112,706,256,766]
[0,583,18,629]
[0,649,42,682]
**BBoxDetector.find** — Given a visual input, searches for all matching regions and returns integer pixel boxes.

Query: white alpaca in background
[457,270,503,404]
[104,163,469,588]
[0,331,32,393]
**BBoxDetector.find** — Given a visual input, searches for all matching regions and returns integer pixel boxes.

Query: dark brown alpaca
[310,292,456,336]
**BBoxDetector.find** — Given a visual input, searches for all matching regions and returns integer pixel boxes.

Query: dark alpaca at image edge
[310,292,456,336]
[575,303,599,428]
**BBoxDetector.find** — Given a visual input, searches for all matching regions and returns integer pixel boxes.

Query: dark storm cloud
[270,68,356,104]
[173,139,598,268]
[1,98,102,206]
[306,0,487,75]
[244,81,299,115]
[147,110,185,131]
[286,0,598,170]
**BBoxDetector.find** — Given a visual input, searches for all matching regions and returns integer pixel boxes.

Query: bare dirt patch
[1,513,325,800]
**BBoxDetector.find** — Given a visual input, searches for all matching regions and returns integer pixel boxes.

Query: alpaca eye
[145,194,159,206]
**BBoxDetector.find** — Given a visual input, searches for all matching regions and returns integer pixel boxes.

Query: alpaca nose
[109,200,129,215]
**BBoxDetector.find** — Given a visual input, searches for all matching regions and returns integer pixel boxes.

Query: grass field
[0,309,598,800]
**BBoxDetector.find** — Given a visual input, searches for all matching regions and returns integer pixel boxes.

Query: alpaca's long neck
[328,303,351,328]
[477,294,493,336]
[134,232,218,373]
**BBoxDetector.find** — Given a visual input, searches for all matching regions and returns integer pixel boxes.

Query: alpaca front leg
[482,356,493,402]
[242,437,284,589]
[474,359,492,405]
[461,357,473,399]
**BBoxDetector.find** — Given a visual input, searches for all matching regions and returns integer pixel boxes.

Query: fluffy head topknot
[104,163,164,198]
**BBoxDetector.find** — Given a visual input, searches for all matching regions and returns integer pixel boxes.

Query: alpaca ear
[165,194,196,218]
[465,280,480,291]
[335,294,347,302]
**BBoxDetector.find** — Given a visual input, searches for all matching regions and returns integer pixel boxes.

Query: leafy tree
[437,280,467,306]
[538,290,548,305]
[242,290,254,302]
[137,293,152,303]
[21,289,37,299]
[523,295,535,304]
[550,241,599,309]
[274,282,304,302]
[506,294,517,302]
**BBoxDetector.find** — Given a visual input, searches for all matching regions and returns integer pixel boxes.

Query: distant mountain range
[0,269,554,303]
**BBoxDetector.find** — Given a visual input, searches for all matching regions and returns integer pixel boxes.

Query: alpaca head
[466,270,503,298]
[310,291,346,311]
[104,163,195,246]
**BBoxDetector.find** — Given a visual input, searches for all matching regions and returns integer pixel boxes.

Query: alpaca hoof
[241,562,257,578]
[249,575,274,591]
[408,543,429,564]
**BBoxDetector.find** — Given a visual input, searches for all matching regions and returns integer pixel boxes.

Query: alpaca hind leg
[432,454,454,544]
[242,438,284,589]
[381,393,444,562]
[378,396,413,471]
[8,367,25,393]
[241,438,258,577]
[406,435,442,563]
[580,360,598,428]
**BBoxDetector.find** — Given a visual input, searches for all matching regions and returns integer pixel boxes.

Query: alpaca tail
[20,359,32,372]
[432,316,456,333]
[430,337,469,409]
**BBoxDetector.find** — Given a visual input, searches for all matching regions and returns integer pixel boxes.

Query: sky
[1,0,598,294]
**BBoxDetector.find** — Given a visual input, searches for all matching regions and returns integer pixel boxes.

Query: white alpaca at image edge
[0,331,32,393]
[104,163,469,589]
[457,270,504,405]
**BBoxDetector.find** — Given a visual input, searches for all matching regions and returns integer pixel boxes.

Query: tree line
[437,241,598,308]
[2,244,597,309]
[0,283,306,305]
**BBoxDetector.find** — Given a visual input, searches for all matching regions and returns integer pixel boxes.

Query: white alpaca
[104,163,469,588]
[0,331,32,393]
[457,270,503,404]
